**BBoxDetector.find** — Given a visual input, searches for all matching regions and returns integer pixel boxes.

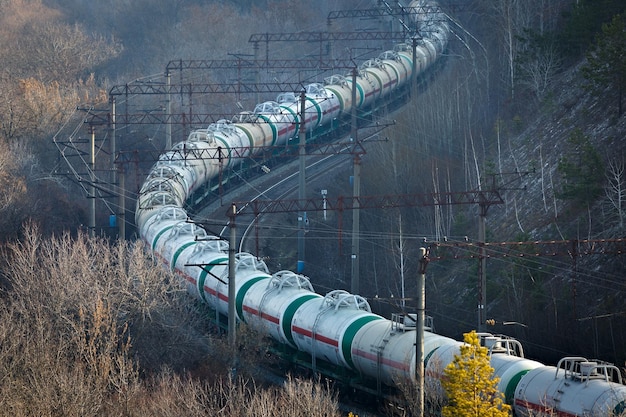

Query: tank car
[514,357,626,417]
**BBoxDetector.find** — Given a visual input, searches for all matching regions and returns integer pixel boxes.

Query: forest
[0,0,625,415]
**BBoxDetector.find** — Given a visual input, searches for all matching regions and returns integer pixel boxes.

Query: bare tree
[604,156,626,230]
[518,39,562,100]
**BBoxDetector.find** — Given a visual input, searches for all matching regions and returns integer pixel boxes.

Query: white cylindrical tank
[178,238,229,299]
[291,290,379,369]
[208,120,251,169]
[491,357,543,405]
[361,59,394,100]
[240,271,322,347]
[324,75,353,116]
[514,357,626,417]
[139,206,187,250]
[154,222,207,271]
[350,319,460,386]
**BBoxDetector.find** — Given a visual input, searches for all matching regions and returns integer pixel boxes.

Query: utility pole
[165,71,172,150]
[228,203,237,373]
[477,202,487,331]
[416,247,428,417]
[89,125,96,237]
[297,88,307,273]
[350,67,360,294]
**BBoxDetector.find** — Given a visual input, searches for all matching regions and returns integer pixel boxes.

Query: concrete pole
[478,204,487,332]
[118,164,125,240]
[165,71,172,150]
[297,89,307,273]
[110,97,117,191]
[416,247,427,417]
[350,67,360,294]
[228,203,237,372]
[111,97,125,239]
[89,126,96,237]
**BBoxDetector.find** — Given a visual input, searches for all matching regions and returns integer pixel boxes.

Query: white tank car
[139,206,187,251]
[349,69,378,108]
[350,318,461,387]
[239,271,323,348]
[290,290,379,370]
[480,336,544,405]
[205,120,253,170]
[204,254,272,318]
[361,58,396,100]
[238,102,293,147]
[423,334,545,407]
[514,357,626,417]
[276,84,331,133]
[180,237,230,299]
[379,51,412,86]
[323,75,354,114]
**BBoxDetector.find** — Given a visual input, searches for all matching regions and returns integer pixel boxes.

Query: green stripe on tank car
[346,79,365,108]
[255,114,277,146]
[398,53,413,71]
[355,82,365,107]
[235,276,268,322]
[424,346,440,368]
[324,87,344,113]
[306,97,323,128]
[236,126,256,151]
[280,105,299,139]
[171,241,197,272]
[504,370,532,406]
[152,225,174,251]
[614,401,626,416]
[215,137,232,167]
[386,63,400,86]
[197,257,228,303]
[283,294,319,346]
[342,316,383,370]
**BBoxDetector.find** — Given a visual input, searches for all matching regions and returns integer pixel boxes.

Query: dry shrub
[0,224,344,416]
[136,373,342,417]
[0,223,209,415]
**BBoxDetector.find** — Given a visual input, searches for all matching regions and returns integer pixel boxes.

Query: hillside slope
[481,59,626,364]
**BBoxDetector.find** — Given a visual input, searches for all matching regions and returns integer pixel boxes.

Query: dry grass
[0,224,344,416]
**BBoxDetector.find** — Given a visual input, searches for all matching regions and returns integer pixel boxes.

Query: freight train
[134,0,626,415]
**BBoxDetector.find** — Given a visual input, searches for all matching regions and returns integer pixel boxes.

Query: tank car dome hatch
[208,119,237,135]
[394,43,411,53]
[152,206,188,222]
[234,252,269,273]
[254,101,283,114]
[268,270,315,292]
[322,290,372,312]
[305,83,329,98]
[167,222,208,241]
[170,142,205,161]
[379,50,401,62]
[149,163,196,186]
[158,151,185,163]
[139,191,181,209]
[140,177,178,195]
[231,111,258,124]
[276,92,297,104]
[189,236,229,255]
[324,74,348,86]
[194,129,217,145]
[187,130,209,142]
[361,58,384,70]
